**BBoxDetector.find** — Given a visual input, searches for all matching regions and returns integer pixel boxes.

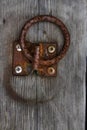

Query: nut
[16,44,22,51]
[15,66,22,74]
[48,45,55,53]
[47,67,55,75]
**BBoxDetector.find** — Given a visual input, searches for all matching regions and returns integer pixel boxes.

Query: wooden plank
[0,0,39,130]
[37,0,86,130]
[0,0,86,130]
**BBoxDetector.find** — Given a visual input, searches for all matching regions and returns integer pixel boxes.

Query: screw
[48,45,55,53]
[16,44,22,51]
[47,67,55,75]
[15,66,22,74]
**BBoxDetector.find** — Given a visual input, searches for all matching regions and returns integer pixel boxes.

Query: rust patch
[12,41,31,76]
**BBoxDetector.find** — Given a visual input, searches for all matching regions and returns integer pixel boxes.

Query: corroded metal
[20,15,70,66]
[33,46,40,71]
[13,15,70,77]
[12,41,31,76]
[13,42,58,76]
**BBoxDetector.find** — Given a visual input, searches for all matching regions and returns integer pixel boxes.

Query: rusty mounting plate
[12,41,58,77]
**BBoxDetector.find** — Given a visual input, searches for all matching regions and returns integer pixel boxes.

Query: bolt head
[16,44,22,51]
[15,66,22,74]
[47,67,55,75]
[48,45,55,53]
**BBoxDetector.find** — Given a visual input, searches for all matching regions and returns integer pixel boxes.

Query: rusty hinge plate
[12,41,58,76]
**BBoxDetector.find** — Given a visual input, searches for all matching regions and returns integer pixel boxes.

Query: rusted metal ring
[20,15,70,66]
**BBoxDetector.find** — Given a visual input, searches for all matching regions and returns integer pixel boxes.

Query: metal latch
[12,15,70,77]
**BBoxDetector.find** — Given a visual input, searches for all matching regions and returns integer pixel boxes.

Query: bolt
[48,45,55,53]
[16,44,22,51]
[47,67,55,75]
[15,66,22,74]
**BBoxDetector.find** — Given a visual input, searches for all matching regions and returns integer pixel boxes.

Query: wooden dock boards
[0,0,86,130]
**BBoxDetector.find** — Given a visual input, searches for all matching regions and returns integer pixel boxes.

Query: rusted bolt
[16,44,22,51]
[15,66,22,73]
[47,67,55,75]
[48,45,55,53]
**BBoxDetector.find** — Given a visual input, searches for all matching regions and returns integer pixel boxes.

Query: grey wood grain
[36,0,86,130]
[0,0,86,130]
[0,0,39,130]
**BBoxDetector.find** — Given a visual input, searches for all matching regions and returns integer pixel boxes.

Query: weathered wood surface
[0,0,86,130]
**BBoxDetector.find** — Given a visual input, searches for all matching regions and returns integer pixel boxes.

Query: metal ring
[20,15,70,66]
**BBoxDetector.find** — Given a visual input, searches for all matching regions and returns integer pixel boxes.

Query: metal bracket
[12,15,70,77]
[13,41,58,76]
